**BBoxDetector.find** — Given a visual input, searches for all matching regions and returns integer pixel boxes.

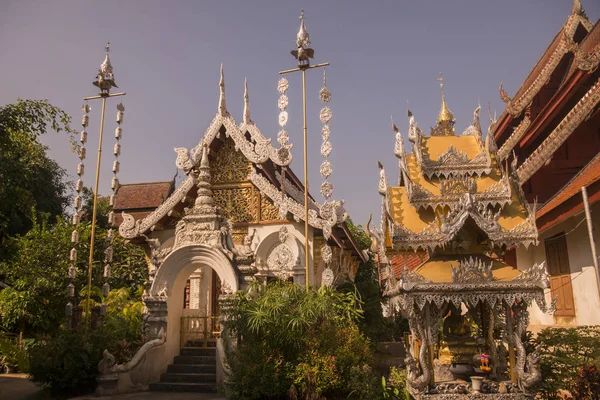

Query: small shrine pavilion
[373,83,554,398]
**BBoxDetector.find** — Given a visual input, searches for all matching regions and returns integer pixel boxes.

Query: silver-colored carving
[320,181,333,199]
[277,76,289,94]
[321,267,334,287]
[319,107,332,124]
[321,244,332,264]
[320,141,332,158]
[278,225,289,244]
[320,160,332,178]
[278,94,288,111]
[321,125,330,141]
[451,257,494,283]
[278,111,288,127]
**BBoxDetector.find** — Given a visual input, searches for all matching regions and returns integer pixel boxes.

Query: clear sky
[1,0,599,229]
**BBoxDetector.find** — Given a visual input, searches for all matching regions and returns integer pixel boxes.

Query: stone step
[149,382,216,393]
[173,355,216,365]
[167,363,216,374]
[183,340,217,348]
[160,372,216,384]
[180,347,217,357]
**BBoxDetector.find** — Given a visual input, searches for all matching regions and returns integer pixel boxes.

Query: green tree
[0,99,76,251]
[0,213,147,336]
[223,281,379,400]
[346,218,372,251]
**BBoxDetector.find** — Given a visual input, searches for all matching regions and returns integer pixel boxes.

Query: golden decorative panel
[211,137,251,184]
[213,187,256,224]
[260,194,280,222]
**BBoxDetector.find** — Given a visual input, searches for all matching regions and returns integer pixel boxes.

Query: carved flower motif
[320,201,335,220]
[278,225,289,244]
[322,267,334,287]
[277,76,289,94]
[278,111,288,127]
[278,129,289,145]
[320,160,332,179]
[320,107,332,124]
[319,87,331,104]
[323,224,332,240]
[321,141,332,158]
[321,244,332,264]
[320,181,333,199]
[278,94,289,111]
[322,125,330,141]
[279,199,289,220]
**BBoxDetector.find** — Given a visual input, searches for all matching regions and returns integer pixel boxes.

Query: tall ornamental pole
[279,11,329,290]
[82,43,126,319]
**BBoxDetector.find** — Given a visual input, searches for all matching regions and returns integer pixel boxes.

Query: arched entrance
[150,244,239,365]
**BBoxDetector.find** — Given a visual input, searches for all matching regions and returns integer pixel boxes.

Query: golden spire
[433,72,455,136]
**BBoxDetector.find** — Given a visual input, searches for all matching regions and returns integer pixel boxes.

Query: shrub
[571,365,600,400]
[534,326,600,399]
[28,289,143,396]
[223,281,379,400]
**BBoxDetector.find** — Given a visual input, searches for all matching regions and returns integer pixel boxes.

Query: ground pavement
[0,373,43,399]
[75,393,226,400]
[0,374,226,400]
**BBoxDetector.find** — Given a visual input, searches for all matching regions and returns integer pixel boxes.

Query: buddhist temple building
[493,0,600,329]
[97,66,366,394]
[372,78,552,397]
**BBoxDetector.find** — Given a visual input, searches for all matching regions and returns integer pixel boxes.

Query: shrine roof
[406,153,504,197]
[114,181,174,211]
[566,19,600,77]
[536,152,600,232]
[420,136,482,163]
[512,29,565,103]
[414,255,520,283]
[389,251,429,277]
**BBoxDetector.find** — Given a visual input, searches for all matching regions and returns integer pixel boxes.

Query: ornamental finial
[243,77,253,125]
[291,10,315,67]
[200,143,210,169]
[297,10,310,48]
[433,72,455,136]
[218,64,227,116]
[93,42,118,94]
[572,0,585,15]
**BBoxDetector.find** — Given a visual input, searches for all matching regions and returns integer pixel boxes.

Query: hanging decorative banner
[66,103,90,316]
[277,76,291,220]
[101,102,125,316]
[318,70,336,287]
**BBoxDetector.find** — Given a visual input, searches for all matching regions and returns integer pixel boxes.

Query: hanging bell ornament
[65,302,73,317]
[68,265,77,279]
[100,303,107,316]
[103,264,112,279]
[102,283,110,297]
[67,283,75,298]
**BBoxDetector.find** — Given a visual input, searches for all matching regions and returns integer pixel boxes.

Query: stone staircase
[149,347,217,393]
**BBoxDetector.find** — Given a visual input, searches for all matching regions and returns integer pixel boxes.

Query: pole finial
[291,9,314,67]
[93,42,118,93]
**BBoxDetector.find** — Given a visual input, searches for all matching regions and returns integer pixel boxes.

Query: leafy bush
[571,365,600,400]
[0,334,30,372]
[28,289,143,396]
[534,326,600,399]
[29,329,107,397]
[223,281,379,400]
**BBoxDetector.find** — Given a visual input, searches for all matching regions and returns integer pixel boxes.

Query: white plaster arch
[151,244,238,296]
[149,244,239,365]
[255,228,305,281]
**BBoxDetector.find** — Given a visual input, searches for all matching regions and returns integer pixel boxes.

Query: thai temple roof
[378,84,538,260]
[373,79,543,290]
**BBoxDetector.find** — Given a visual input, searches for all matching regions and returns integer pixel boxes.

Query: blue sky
[1,0,599,228]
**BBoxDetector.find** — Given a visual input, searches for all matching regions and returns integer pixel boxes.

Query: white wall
[516,210,600,329]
